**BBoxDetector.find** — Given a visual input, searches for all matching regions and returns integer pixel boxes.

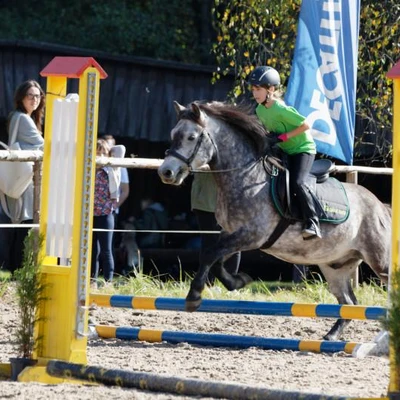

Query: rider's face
[252,85,270,104]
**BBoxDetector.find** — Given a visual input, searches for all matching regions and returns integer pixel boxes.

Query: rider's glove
[277,133,289,142]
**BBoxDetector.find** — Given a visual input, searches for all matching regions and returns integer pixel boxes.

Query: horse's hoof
[323,333,338,341]
[185,298,202,312]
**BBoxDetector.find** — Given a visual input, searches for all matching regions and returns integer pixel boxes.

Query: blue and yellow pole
[89,294,386,321]
[94,325,359,355]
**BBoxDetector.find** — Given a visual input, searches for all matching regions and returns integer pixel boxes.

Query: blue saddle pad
[271,173,349,224]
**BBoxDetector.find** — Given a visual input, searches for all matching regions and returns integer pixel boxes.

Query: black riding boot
[296,184,322,240]
[287,152,321,240]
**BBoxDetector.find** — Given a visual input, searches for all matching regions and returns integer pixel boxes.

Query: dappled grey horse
[158,101,390,340]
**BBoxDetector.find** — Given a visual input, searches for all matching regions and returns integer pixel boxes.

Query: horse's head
[158,101,216,185]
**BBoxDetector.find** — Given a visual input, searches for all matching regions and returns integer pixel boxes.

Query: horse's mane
[179,101,271,156]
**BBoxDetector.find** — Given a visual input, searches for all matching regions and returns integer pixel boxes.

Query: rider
[248,66,321,240]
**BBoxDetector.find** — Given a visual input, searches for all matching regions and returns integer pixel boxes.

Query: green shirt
[191,173,217,213]
[256,101,316,155]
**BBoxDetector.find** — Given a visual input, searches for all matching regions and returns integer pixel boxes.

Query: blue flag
[285,0,360,165]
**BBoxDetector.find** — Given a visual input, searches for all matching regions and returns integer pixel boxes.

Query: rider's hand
[267,132,279,145]
[277,133,289,142]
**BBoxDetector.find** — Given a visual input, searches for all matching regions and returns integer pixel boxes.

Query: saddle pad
[271,175,350,224]
[315,177,350,223]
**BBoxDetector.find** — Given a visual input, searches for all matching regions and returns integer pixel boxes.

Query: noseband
[165,129,209,167]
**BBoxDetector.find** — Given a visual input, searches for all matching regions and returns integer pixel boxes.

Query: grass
[92,272,387,306]
[13,231,47,358]
[2,265,387,306]
[0,270,11,298]
[383,268,400,389]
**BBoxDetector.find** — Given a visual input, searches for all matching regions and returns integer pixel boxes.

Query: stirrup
[302,221,321,240]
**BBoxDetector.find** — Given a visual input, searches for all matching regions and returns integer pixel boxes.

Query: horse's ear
[190,102,201,121]
[174,101,186,116]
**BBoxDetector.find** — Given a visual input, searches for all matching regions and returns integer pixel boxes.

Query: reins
[191,154,284,175]
[190,156,263,174]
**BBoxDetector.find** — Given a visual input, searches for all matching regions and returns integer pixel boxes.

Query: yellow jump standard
[18,57,107,383]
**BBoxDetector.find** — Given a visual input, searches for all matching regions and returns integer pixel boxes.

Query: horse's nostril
[161,169,173,178]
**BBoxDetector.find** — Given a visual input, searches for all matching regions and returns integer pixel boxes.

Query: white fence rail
[0,150,393,174]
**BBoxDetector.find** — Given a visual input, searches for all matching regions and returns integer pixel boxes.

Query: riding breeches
[91,213,115,281]
[287,152,319,223]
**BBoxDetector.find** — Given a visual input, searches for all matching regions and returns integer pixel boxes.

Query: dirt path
[0,285,389,399]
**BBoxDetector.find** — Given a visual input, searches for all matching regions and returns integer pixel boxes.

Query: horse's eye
[188,134,196,141]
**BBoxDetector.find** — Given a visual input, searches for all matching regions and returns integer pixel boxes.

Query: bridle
[165,125,283,175]
[165,128,213,167]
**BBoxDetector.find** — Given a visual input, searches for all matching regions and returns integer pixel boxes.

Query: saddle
[270,159,349,224]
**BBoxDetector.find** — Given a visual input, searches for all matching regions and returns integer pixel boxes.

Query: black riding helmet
[248,66,281,87]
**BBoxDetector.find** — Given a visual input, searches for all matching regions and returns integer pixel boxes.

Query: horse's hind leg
[318,260,361,341]
[207,252,242,285]
[213,260,253,291]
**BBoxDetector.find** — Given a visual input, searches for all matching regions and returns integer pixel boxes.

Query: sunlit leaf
[211,0,398,165]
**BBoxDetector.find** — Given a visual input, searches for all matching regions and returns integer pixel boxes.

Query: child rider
[248,66,321,240]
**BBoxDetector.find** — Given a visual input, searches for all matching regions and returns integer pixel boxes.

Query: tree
[356,3,399,163]
[212,0,400,165]
[0,0,208,64]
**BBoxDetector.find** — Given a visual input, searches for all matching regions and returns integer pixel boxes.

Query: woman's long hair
[13,80,45,133]
[97,138,111,156]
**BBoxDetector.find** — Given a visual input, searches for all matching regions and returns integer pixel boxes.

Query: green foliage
[13,230,46,359]
[212,0,400,164]
[212,0,299,98]
[383,269,400,388]
[355,2,399,164]
[0,271,10,298]
[0,0,202,63]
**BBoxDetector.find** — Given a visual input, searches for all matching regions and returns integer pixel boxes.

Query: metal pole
[32,161,42,224]
[346,171,359,288]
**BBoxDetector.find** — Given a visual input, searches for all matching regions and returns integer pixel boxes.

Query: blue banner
[285,0,360,165]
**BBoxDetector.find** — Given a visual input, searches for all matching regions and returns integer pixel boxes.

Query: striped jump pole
[95,325,361,354]
[90,294,386,320]
[47,360,353,400]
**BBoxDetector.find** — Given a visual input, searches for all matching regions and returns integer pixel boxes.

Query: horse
[158,101,390,341]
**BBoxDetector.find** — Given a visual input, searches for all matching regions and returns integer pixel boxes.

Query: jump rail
[89,294,386,321]
[94,325,360,354]
[47,360,353,400]
[0,151,394,176]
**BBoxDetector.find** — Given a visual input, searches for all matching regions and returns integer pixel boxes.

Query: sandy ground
[0,284,390,399]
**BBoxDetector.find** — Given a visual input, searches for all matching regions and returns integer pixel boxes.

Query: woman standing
[91,139,120,286]
[1,80,45,272]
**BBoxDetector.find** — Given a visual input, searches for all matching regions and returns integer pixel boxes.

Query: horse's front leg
[185,229,255,312]
[185,249,221,311]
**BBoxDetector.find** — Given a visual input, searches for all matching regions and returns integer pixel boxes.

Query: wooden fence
[0,40,234,143]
